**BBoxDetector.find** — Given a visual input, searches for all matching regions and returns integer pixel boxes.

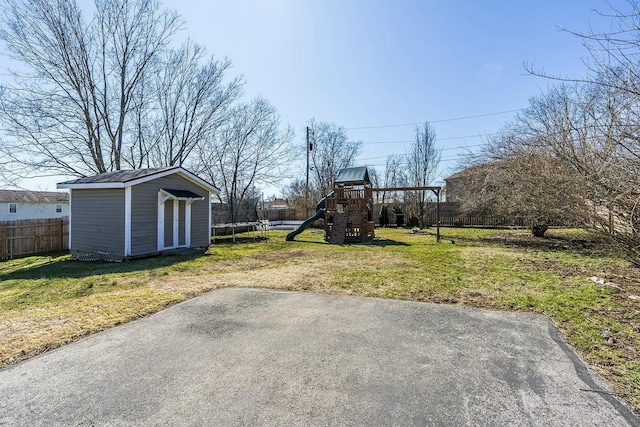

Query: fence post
[58,218,64,250]
[1,223,6,260]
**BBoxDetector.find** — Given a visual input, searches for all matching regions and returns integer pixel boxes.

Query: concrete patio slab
[0,288,637,426]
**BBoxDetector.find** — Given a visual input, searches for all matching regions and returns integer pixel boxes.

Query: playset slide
[286,192,332,241]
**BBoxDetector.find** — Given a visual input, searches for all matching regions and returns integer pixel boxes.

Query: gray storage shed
[57,167,219,260]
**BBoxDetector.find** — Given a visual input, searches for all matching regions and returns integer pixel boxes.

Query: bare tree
[373,155,407,227]
[308,120,362,198]
[378,154,406,205]
[527,1,640,98]
[457,137,587,237]
[0,0,242,184]
[194,97,295,224]
[460,80,639,247]
[406,122,441,227]
[517,82,640,253]
[283,179,306,211]
[0,0,184,177]
[367,166,381,189]
[145,41,243,168]
[522,1,640,259]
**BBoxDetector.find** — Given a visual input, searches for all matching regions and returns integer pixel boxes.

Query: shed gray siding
[130,175,210,256]
[190,193,210,247]
[71,189,125,256]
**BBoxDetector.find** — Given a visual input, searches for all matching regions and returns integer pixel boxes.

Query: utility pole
[305,126,310,217]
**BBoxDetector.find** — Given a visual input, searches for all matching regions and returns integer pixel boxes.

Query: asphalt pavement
[0,288,638,426]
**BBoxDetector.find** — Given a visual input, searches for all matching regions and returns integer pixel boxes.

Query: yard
[0,227,638,413]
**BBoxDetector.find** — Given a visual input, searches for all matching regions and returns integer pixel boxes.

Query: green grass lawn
[1,227,638,412]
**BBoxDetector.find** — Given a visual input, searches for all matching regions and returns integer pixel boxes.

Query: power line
[360,134,495,145]
[360,153,483,168]
[356,125,636,164]
[441,144,482,151]
[353,121,640,170]
[359,140,413,144]
[431,110,522,124]
[356,144,483,162]
[439,134,494,141]
[345,109,522,130]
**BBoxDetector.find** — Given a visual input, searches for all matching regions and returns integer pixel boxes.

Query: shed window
[56,204,63,213]
[9,203,16,213]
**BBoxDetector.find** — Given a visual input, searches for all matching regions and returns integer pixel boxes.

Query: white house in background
[0,189,69,221]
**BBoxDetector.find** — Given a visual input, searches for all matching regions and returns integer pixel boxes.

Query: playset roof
[335,167,370,184]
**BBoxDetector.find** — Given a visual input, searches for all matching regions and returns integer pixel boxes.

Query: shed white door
[163,200,175,248]
[157,189,202,252]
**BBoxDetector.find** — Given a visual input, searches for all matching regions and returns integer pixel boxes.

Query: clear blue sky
[162,0,613,195]
[6,0,622,194]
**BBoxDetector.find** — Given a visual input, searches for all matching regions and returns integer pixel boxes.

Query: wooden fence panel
[372,202,572,228]
[258,208,309,222]
[423,213,526,227]
[0,217,69,260]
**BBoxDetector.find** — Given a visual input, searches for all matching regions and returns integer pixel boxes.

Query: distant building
[443,163,495,203]
[0,189,69,221]
[264,198,290,210]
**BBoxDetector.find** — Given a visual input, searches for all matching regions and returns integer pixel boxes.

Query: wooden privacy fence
[258,208,309,221]
[373,202,573,228]
[0,217,69,260]
[424,212,526,227]
[422,202,574,228]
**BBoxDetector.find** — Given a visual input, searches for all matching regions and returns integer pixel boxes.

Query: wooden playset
[286,166,442,244]
[324,167,374,244]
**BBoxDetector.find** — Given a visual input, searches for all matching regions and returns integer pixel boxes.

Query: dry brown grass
[1,228,639,413]
[0,247,407,367]
[0,289,183,366]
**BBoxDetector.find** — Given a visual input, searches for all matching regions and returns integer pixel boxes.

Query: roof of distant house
[268,198,289,206]
[445,162,497,181]
[0,189,69,203]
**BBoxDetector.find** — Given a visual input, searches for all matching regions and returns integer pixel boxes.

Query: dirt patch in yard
[150,248,411,295]
[0,247,410,369]
[480,230,610,253]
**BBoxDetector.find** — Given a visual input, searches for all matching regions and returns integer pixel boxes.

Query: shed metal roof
[57,167,219,194]
[335,167,370,184]
[58,167,176,185]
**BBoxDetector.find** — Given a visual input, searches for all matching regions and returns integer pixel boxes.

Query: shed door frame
[157,191,199,251]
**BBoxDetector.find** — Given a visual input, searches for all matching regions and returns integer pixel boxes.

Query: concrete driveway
[0,288,638,426]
